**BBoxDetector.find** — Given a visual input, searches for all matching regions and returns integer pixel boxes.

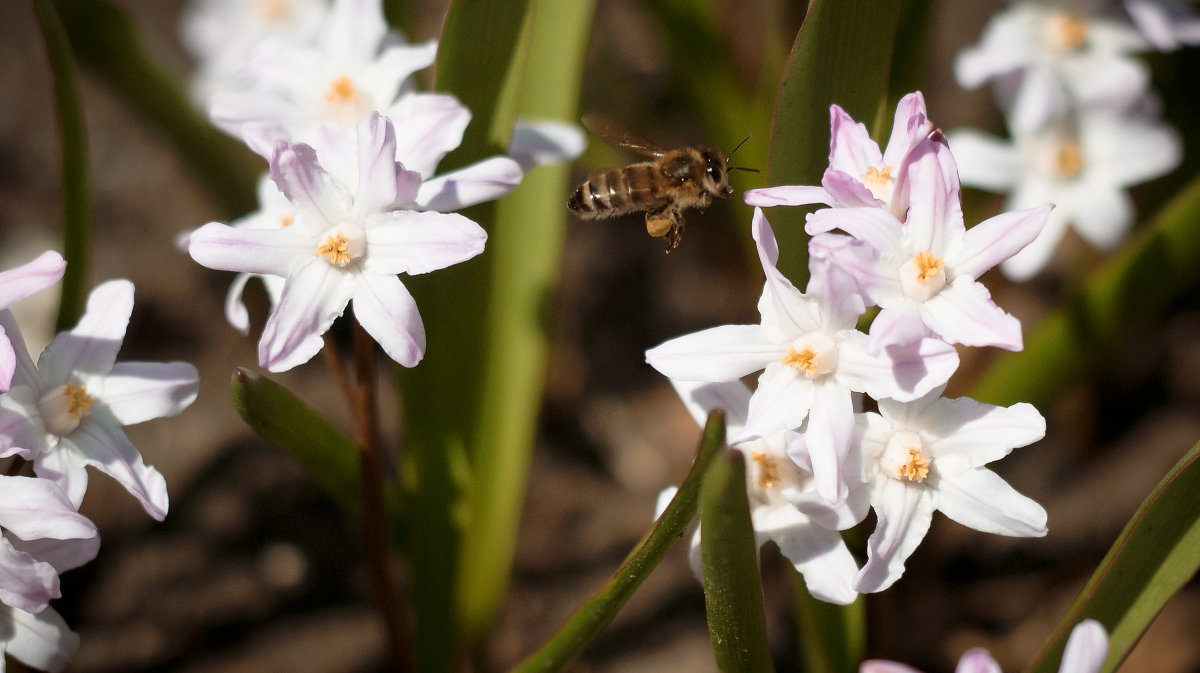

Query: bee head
[701,147,732,198]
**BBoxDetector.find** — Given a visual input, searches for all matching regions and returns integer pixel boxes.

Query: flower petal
[742,185,832,208]
[955,649,1003,673]
[363,210,487,275]
[101,361,200,426]
[855,478,936,592]
[948,204,1052,279]
[270,141,351,225]
[828,104,882,175]
[413,157,524,211]
[921,280,1023,350]
[67,416,170,520]
[40,280,132,385]
[386,93,472,178]
[881,91,929,168]
[646,325,782,382]
[804,379,856,503]
[736,363,815,442]
[32,447,89,510]
[934,467,1047,537]
[836,331,958,402]
[508,118,586,171]
[670,379,752,437]
[756,506,859,605]
[0,476,97,543]
[5,605,80,673]
[861,661,924,673]
[945,128,1019,192]
[0,537,58,613]
[867,304,930,354]
[924,398,1045,472]
[902,137,963,255]
[351,273,425,367]
[1059,620,1108,673]
[753,209,823,335]
[1061,183,1133,251]
[805,207,903,254]
[188,222,310,276]
[1000,206,1070,281]
[0,252,66,311]
[259,262,355,372]
[354,112,400,217]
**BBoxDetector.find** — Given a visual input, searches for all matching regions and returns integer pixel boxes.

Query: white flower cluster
[182,0,584,372]
[947,0,1187,280]
[0,255,198,670]
[653,94,1051,605]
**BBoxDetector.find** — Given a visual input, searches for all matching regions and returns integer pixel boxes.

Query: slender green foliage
[33,0,91,330]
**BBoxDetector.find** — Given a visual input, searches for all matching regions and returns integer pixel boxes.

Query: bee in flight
[567,118,751,252]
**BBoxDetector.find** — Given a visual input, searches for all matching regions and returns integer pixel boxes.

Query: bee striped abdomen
[568,163,661,218]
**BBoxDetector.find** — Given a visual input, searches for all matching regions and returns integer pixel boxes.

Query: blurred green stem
[33,0,91,329]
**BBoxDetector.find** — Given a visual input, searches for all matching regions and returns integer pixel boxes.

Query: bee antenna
[730,166,760,173]
[726,135,751,160]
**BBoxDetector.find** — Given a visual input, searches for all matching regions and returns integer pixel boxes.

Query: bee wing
[581,113,665,158]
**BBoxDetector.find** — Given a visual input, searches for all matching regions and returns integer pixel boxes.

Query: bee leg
[646,208,684,253]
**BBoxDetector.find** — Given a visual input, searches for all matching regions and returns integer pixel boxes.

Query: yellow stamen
[1054,141,1083,177]
[63,383,94,419]
[861,166,895,201]
[1051,13,1089,50]
[913,251,944,284]
[750,451,779,489]
[316,233,353,266]
[781,347,819,377]
[280,215,294,227]
[324,76,359,104]
[897,446,930,483]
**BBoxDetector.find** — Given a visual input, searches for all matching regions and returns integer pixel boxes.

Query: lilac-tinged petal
[508,119,586,171]
[270,142,351,225]
[354,113,400,217]
[861,662,924,673]
[924,399,1045,472]
[0,476,97,543]
[945,128,1019,192]
[743,185,832,208]
[806,237,869,329]
[670,379,752,436]
[821,169,880,207]
[0,252,66,311]
[67,416,169,520]
[1000,208,1070,281]
[828,105,882,174]
[6,605,80,673]
[646,325,781,382]
[1061,55,1149,115]
[224,273,256,335]
[188,222,310,276]
[207,91,297,156]
[0,327,12,394]
[903,138,963,254]
[934,468,1047,537]
[259,262,356,372]
[921,281,1023,350]
[413,157,523,211]
[736,364,815,442]
[855,479,935,592]
[836,331,958,402]
[1004,66,1069,134]
[351,273,425,367]
[386,93,472,178]
[1094,117,1181,188]
[39,280,132,384]
[867,305,930,354]
[949,204,1052,279]
[363,210,486,275]
[758,508,859,605]
[0,537,58,613]
[809,234,899,306]
[101,361,200,426]
[362,41,439,104]
[805,207,902,254]
[955,650,1003,673]
[1059,620,1108,673]
[10,535,99,574]
[32,449,89,510]
[784,474,872,529]
[805,380,855,503]
[881,91,929,167]
[752,209,822,335]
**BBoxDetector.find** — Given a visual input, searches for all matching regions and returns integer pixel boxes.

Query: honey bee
[567,119,750,252]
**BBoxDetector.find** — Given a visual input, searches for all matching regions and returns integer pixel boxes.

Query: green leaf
[766,0,901,281]
[456,0,596,649]
[973,172,1200,408]
[1022,440,1200,673]
[511,412,728,673]
[52,0,258,218]
[230,368,360,511]
[397,2,538,671]
[791,572,865,673]
[33,0,91,331]
[701,450,775,673]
